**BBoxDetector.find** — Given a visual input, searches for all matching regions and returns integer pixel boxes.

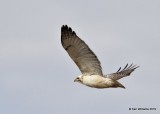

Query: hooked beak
[74,78,78,82]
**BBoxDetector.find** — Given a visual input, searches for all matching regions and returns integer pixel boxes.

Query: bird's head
[74,75,83,83]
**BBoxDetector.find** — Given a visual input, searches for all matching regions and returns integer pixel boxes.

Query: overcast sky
[0,0,160,114]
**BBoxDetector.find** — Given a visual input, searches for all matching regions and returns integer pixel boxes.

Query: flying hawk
[61,25,139,89]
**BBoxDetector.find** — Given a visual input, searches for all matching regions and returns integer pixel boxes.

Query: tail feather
[111,79,125,89]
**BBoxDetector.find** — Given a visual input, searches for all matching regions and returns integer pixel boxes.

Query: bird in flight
[61,25,139,89]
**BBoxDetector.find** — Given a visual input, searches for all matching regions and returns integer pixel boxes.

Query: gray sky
[0,0,160,114]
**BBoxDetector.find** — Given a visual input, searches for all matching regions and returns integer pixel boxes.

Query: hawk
[61,25,139,89]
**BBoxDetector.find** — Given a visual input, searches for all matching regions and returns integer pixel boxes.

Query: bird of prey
[61,25,139,89]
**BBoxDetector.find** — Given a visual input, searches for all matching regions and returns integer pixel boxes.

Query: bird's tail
[111,80,125,89]
[117,82,125,89]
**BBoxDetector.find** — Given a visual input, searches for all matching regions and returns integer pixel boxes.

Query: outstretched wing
[106,64,139,80]
[61,25,103,76]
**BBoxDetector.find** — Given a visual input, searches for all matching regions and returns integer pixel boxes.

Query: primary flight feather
[61,25,139,89]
